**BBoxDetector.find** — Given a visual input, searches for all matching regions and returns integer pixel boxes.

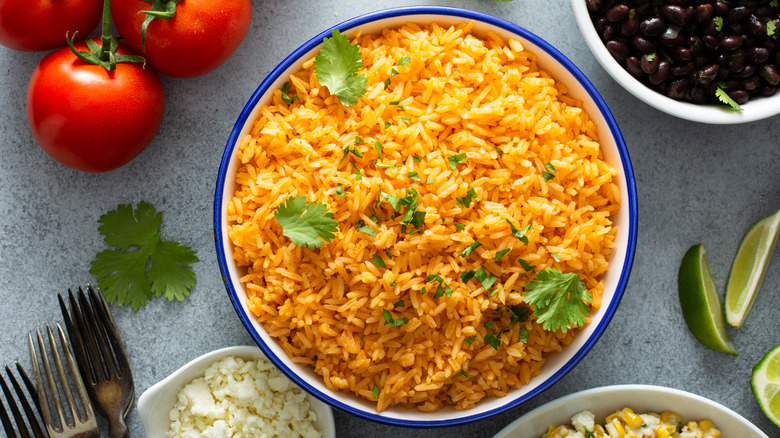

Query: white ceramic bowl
[493,384,769,437]
[214,6,638,427]
[571,0,780,124]
[136,345,336,438]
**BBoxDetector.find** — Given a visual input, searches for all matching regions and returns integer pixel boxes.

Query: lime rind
[725,208,780,328]
[752,345,780,427]
[678,244,737,355]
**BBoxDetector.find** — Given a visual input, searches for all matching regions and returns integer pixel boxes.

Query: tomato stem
[66,0,146,71]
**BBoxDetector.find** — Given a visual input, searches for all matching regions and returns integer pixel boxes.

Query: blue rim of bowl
[214,5,638,428]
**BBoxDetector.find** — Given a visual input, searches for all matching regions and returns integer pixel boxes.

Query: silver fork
[59,286,134,438]
[0,362,47,438]
[28,324,99,438]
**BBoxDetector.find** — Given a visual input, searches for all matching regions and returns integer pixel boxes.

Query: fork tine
[86,286,129,377]
[16,363,40,415]
[4,365,46,438]
[30,328,66,432]
[0,368,24,438]
[67,288,103,385]
[45,325,83,428]
[77,288,118,380]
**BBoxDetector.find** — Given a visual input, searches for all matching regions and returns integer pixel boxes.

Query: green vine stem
[140,0,182,51]
[66,0,145,72]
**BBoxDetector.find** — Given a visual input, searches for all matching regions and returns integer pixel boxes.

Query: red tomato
[0,0,102,51]
[27,38,165,173]
[111,0,252,78]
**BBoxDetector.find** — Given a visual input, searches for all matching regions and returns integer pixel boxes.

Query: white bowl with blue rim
[493,384,769,437]
[214,5,638,427]
[571,0,780,124]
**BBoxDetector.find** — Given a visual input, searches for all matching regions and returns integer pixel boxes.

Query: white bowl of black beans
[572,0,780,124]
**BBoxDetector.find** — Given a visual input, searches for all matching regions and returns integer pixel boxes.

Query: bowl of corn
[493,384,768,437]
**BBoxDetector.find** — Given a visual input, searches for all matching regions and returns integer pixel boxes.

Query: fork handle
[109,417,129,438]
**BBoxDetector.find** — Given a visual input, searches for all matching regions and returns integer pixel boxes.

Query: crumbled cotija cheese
[167,355,322,438]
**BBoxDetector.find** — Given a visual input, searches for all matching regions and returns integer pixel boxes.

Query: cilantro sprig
[715,82,743,111]
[274,196,339,249]
[313,30,367,106]
[523,268,592,333]
[90,202,198,310]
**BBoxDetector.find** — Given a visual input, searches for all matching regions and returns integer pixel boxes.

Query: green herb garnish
[714,16,723,32]
[506,219,531,244]
[371,254,386,268]
[473,266,498,290]
[394,300,404,307]
[372,385,380,399]
[335,184,348,197]
[454,223,466,232]
[518,327,530,343]
[373,140,383,160]
[495,248,511,261]
[273,196,339,249]
[313,30,367,106]
[281,81,300,105]
[90,202,198,310]
[461,241,482,257]
[398,56,412,66]
[518,258,536,271]
[464,335,477,345]
[356,220,376,236]
[453,369,473,379]
[523,267,592,333]
[716,83,741,112]
[484,333,501,350]
[408,171,422,182]
[447,153,468,169]
[383,308,409,327]
[543,163,557,181]
[456,188,480,208]
[768,20,776,37]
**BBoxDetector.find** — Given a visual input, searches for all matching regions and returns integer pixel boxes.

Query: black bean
[640,16,666,36]
[728,6,750,24]
[626,56,644,77]
[721,36,744,51]
[621,17,640,36]
[755,6,774,18]
[667,78,690,99]
[696,64,719,84]
[713,1,729,17]
[746,15,765,36]
[695,3,713,23]
[728,23,746,35]
[661,5,688,26]
[672,62,695,76]
[690,86,708,103]
[761,85,777,96]
[734,64,756,79]
[607,40,631,61]
[594,17,608,34]
[649,60,672,84]
[606,4,630,22]
[641,53,661,73]
[759,64,780,86]
[727,89,749,104]
[631,35,656,52]
[603,24,617,41]
[672,46,692,62]
[743,76,761,92]
[702,35,720,51]
[747,47,770,64]
[728,50,746,73]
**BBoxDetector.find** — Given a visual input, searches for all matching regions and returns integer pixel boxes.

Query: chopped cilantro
[518,327,530,343]
[274,196,339,249]
[484,320,497,331]
[771,0,778,6]
[371,254,386,268]
[383,121,391,129]
[456,188,480,208]
[508,305,529,324]
[351,163,362,180]
[385,251,393,259]
[421,286,427,295]
[488,288,500,297]
[373,140,383,160]
[383,78,391,89]
[335,184,348,197]
[380,191,401,211]
[714,16,723,32]
[398,56,412,66]
[281,81,300,105]
[400,117,412,125]
[768,20,777,37]
[408,171,422,182]
[454,223,466,232]
[506,218,531,244]
[341,145,363,163]
[390,68,399,77]
[410,210,426,228]
[382,308,409,327]
[473,266,498,290]
[453,369,473,379]
[518,258,536,271]
[372,385,380,399]
[645,53,656,62]
[413,155,422,163]
[390,281,396,287]
[90,202,198,310]
[313,30,367,106]
[543,163,557,181]
[375,162,401,168]
[523,268,592,333]
[494,146,504,157]
[464,335,477,345]
[460,269,476,283]
[484,333,501,350]
[398,188,420,225]
[461,241,482,258]
[495,248,511,261]
[551,252,560,262]
[447,153,468,169]
[354,136,363,144]
[356,220,376,236]
[445,393,454,404]
[394,300,404,307]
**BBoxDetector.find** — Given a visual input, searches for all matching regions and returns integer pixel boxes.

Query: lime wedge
[752,344,780,428]
[678,244,737,355]
[725,208,780,328]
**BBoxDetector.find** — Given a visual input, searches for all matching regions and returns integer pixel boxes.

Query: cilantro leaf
[715,82,743,111]
[448,153,468,169]
[518,258,536,271]
[398,56,412,66]
[506,218,531,244]
[518,327,530,343]
[473,266,497,290]
[356,220,375,236]
[313,29,367,106]
[543,163,557,181]
[274,196,339,249]
[383,308,409,327]
[714,16,723,32]
[461,241,481,258]
[464,335,477,345]
[281,81,300,105]
[495,248,511,261]
[372,385,380,399]
[456,188,480,208]
[768,20,776,37]
[523,268,592,333]
[371,254,386,269]
[484,333,501,350]
[90,202,198,310]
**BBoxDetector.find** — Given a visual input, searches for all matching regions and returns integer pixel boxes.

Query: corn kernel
[698,419,715,429]
[608,417,626,438]
[620,408,643,429]
[659,411,681,426]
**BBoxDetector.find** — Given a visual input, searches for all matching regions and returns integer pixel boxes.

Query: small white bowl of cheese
[137,345,336,438]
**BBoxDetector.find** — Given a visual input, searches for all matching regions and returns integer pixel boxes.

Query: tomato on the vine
[27,38,165,173]
[0,0,102,51]
[111,0,252,78]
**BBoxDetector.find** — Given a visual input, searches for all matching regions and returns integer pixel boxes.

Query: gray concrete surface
[1,1,779,437]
